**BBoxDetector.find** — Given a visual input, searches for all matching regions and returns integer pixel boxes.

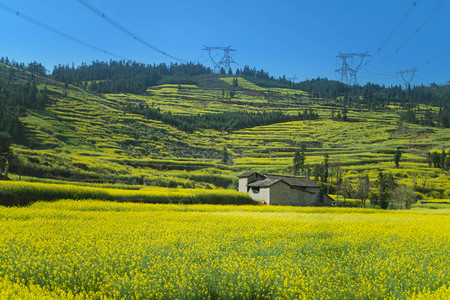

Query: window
[251,187,260,193]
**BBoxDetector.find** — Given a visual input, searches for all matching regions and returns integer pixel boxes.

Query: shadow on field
[0,192,37,207]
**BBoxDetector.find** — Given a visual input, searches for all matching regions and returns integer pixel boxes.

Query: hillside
[0,61,449,200]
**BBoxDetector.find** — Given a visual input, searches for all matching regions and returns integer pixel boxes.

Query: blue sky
[1,0,449,86]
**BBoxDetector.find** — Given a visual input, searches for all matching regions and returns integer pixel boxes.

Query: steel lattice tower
[396,68,419,88]
[202,46,237,73]
[335,52,370,85]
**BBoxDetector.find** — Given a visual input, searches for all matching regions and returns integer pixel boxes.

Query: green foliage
[391,185,417,209]
[394,147,402,168]
[221,147,230,165]
[0,60,448,200]
[126,103,311,133]
[52,61,211,94]
[292,149,301,176]
[0,132,12,178]
[355,175,371,207]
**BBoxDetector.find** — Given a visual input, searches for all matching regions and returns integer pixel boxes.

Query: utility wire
[379,0,447,66]
[416,47,450,68]
[0,2,130,61]
[76,0,186,63]
[365,0,419,66]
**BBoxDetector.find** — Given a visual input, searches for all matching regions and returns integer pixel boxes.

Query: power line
[417,46,450,68]
[379,0,447,66]
[76,0,186,63]
[0,2,129,61]
[359,70,398,78]
[365,0,418,66]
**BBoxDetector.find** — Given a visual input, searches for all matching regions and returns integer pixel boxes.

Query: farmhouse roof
[238,171,262,178]
[246,174,320,188]
[247,178,284,188]
[266,175,320,188]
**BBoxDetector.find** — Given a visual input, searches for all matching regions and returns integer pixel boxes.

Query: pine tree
[375,171,390,209]
[293,150,301,176]
[445,149,450,171]
[394,147,402,168]
[0,132,13,179]
[440,150,447,171]
[299,144,306,174]
[221,147,229,165]
[322,153,329,185]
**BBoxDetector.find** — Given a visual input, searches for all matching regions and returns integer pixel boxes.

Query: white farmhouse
[238,172,334,206]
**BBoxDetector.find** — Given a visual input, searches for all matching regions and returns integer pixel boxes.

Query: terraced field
[2,65,448,199]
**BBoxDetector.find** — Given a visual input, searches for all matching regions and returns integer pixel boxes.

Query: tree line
[399,107,449,128]
[4,56,449,111]
[52,60,212,94]
[126,103,318,133]
[292,148,419,209]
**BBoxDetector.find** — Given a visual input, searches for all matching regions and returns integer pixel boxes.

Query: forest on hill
[4,56,448,109]
[46,59,450,128]
[0,57,448,148]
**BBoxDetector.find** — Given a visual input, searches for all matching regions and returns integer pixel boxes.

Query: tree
[299,144,306,174]
[313,164,323,183]
[374,171,391,209]
[0,132,13,179]
[221,147,230,165]
[431,151,440,168]
[440,150,447,171]
[356,175,371,207]
[293,149,301,176]
[392,185,416,209]
[446,150,450,171]
[333,166,343,202]
[394,147,402,168]
[426,152,433,167]
[293,144,306,176]
[341,178,354,203]
[322,153,329,189]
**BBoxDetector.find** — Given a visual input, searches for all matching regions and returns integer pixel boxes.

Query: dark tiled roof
[239,171,320,188]
[266,174,320,188]
[247,178,284,187]
[238,171,262,178]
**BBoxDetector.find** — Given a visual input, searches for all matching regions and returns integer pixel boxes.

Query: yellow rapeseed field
[0,181,253,205]
[0,201,448,299]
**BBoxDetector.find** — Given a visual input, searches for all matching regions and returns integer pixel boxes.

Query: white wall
[248,187,270,204]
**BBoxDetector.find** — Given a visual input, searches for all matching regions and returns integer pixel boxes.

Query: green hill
[0,61,449,200]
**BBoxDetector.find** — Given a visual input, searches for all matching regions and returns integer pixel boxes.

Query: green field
[1,61,450,299]
[0,201,448,299]
[1,62,447,201]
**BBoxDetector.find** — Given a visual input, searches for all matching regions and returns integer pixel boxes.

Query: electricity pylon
[202,46,237,73]
[396,68,419,88]
[335,52,370,85]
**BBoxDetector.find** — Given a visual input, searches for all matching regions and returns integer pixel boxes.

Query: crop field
[0,64,447,199]
[0,201,448,299]
[0,181,253,205]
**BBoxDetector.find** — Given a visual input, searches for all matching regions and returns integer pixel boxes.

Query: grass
[0,201,448,299]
